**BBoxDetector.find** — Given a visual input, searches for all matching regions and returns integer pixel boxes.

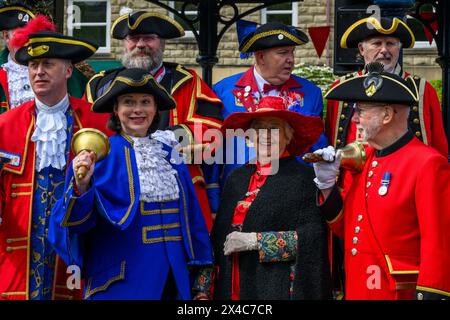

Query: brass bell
[302,141,366,173]
[71,128,110,179]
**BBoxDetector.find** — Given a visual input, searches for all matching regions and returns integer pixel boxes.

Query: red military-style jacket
[320,133,450,300]
[325,66,448,198]
[0,97,110,300]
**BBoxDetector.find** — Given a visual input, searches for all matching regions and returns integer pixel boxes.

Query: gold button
[412,106,418,112]
[416,131,422,137]
[340,114,346,120]
[413,118,420,124]
[365,193,368,197]
[11,184,17,189]
[366,182,371,188]
[351,248,357,256]
[368,170,373,177]
[357,215,363,222]
[6,247,13,252]
[336,139,341,145]
[1,293,6,298]
[11,193,17,198]
[47,191,52,197]
[338,127,343,133]
[49,174,53,178]
[352,237,358,244]
[371,161,378,168]
[343,102,348,108]
[355,226,360,233]
[417,292,424,300]
[6,239,12,243]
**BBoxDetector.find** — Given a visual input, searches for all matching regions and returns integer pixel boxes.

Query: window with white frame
[261,3,298,26]
[168,1,197,38]
[67,0,111,54]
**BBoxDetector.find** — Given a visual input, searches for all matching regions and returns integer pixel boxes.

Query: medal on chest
[378,172,391,196]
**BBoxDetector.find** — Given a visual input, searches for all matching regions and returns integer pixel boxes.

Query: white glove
[223,231,258,256]
[313,146,342,190]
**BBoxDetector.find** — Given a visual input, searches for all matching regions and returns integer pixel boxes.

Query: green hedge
[430,80,442,104]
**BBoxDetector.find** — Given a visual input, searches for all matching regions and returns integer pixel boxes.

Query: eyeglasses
[125,34,160,43]
[354,103,387,117]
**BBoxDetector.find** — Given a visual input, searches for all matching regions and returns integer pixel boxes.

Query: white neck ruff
[31,95,69,172]
[131,135,180,202]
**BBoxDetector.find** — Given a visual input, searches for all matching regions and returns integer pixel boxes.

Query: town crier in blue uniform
[213,22,328,184]
[48,68,213,300]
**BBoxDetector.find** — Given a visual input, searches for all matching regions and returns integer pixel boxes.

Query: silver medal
[378,185,388,196]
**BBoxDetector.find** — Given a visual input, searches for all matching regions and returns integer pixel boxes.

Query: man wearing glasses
[326,16,447,198]
[85,10,223,232]
[313,62,450,300]
[323,16,447,301]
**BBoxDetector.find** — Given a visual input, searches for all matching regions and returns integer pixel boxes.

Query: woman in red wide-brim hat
[210,95,332,300]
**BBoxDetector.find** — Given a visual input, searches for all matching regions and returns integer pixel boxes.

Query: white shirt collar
[253,66,270,93]
[35,94,70,114]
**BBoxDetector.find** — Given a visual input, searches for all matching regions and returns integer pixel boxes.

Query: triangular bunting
[308,26,330,58]
[419,12,438,45]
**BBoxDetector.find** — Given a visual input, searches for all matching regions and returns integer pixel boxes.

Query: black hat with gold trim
[15,31,98,65]
[341,17,415,49]
[92,68,176,113]
[324,62,418,105]
[111,11,185,40]
[0,4,35,31]
[239,22,309,53]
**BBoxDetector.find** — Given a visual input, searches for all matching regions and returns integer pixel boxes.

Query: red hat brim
[221,109,324,156]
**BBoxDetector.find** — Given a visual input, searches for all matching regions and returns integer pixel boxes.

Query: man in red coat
[0,30,110,300]
[326,16,447,199]
[85,10,223,231]
[313,62,450,300]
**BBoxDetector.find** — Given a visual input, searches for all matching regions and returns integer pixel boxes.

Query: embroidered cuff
[416,286,450,300]
[257,231,298,263]
[192,265,214,298]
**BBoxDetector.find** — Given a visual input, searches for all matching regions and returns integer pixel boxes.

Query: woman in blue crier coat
[48,68,213,300]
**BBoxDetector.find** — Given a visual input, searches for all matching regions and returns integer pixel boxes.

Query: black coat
[211,157,331,300]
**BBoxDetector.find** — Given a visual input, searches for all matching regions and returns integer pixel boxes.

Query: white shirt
[253,66,280,97]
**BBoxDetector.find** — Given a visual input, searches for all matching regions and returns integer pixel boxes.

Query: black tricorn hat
[324,62,418,105]
[111,11,185,40]
[239,22,309,53]
[15,31,98,65]
[91,68,176,113]
[0,4,35,31]
[340,17,415,49]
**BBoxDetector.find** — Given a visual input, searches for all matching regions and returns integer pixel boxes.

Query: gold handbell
[302,141,366,173]
[71,128,110,179]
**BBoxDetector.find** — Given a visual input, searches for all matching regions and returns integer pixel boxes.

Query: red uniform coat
[325,67,448,198]
[321,133,450,299]
[0,97,110,300]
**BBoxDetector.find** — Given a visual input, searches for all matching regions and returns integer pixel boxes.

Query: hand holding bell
[71,128,110,179]
[303,141,366,173]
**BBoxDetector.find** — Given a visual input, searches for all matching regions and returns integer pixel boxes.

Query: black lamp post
[413,0,450,161]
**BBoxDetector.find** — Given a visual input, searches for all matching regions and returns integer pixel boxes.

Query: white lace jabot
[131,132,180,202]
[2,54,34,108]
[31,95,69,172]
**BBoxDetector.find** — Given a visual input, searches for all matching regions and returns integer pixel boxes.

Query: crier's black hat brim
[15,31,98,65]
[340,17,415,49]
[111,11,184,40]
[239,22,309,53]
[91,68,176,113]
[324,72,418,105]
[0,5,35,30]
